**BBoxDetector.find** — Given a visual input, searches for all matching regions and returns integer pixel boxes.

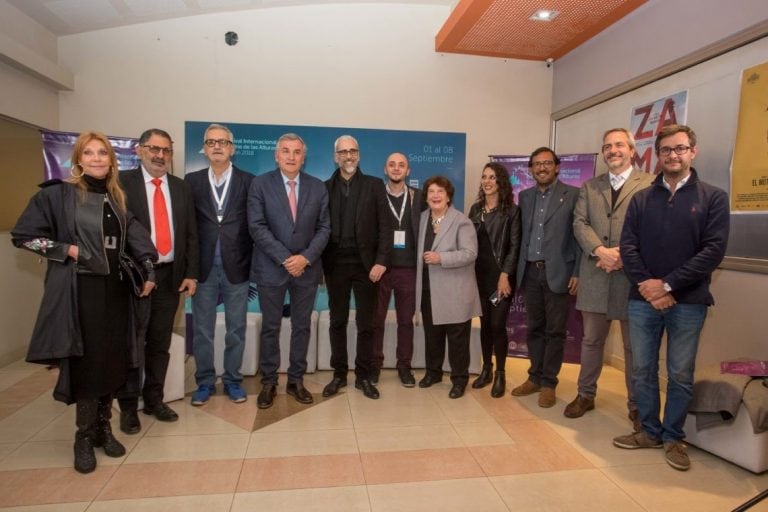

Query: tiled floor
[0,357,765,511]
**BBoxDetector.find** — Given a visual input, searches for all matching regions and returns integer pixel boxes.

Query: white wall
[56,3,553,210]
[0,1,61,128]
[552,0,768,113]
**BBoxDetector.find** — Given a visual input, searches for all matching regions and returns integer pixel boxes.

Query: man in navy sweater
[612,124,729,471]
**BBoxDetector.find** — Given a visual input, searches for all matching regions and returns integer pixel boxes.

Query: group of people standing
[12,122,728,474]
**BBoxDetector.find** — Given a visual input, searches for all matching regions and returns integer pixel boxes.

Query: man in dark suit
[512,147,580,408]
[321,135,392,400]
[185,123,254,406]
[371,152,422,387]
[117,128,199,433]
[248,133,330,408]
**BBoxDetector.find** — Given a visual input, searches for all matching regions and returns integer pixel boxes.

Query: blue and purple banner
[41,129,139,181]
[490,153,598,363]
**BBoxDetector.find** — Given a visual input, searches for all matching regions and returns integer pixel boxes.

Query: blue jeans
[192,260,249,387]
[628,300,707,442]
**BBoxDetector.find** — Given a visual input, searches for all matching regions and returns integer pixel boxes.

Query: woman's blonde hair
[68,131,127,212]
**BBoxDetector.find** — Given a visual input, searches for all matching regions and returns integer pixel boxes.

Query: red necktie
[152,178,172,255]
[288,180,297,221]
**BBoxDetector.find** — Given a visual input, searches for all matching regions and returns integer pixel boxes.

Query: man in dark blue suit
[185,124,254,406]
[512,147,580,408]
[248,133,331,408]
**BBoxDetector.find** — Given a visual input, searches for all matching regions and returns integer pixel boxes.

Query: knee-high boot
[74,400,98,473]
[94,396,126,457]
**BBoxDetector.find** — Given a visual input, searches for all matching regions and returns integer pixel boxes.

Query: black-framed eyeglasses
[141,144,173,156]
[532,160,555,168]
[204,139,233,147]
[335,148,359,156]
[658,145,691,156]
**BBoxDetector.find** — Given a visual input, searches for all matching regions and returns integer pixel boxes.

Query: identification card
[393,230,406,248]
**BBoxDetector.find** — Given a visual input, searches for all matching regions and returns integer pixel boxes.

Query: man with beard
[118,128,199,433]
[371,153,422,387]
[613,124,729,472]
[511,147,580,408]
[565,128,653,426]
[321,135,392,400]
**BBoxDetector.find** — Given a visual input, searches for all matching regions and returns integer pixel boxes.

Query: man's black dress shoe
[143,402,179,422]
[418,374,443,388]
[286,382,314,404]
[257,384,277,409]
[355,379,380,399]
[449,383,466,399]
[398,368,416,388]
[119,409,141,434]
[322,377,347,397]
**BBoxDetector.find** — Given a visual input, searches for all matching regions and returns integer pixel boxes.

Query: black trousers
[421,289,471,384]
[479,295,511,370]
[119,264,179,410]
[326,260,377,380]
[522,262,570,388]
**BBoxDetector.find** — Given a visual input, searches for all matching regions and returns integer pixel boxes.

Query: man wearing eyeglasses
[117,128,199,434]
[511,147,580,409]
[565,128,653,425]
[613,124,729,471]
[321,135,393,400]
[185,124,254,406]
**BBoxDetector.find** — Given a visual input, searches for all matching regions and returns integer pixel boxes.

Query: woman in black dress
[468,163,521,397]
[12,132,157,473]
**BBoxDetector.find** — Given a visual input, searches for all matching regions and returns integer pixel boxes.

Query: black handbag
[119,252,146,296]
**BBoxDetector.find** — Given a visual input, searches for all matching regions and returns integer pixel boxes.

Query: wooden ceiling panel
[436,0,647,61]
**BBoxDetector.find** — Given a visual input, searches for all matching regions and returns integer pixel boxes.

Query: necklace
[430,214,445,227]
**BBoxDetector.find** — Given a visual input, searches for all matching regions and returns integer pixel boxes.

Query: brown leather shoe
[538,387,556,408]
[563,395,595,418]
[510,379,541,396]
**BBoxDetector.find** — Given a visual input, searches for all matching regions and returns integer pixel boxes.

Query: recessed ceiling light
[530,9,560,21]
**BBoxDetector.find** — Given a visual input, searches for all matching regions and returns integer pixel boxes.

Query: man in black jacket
[118,128,199,433]
[322,135,392,400]
[185,124,253,406]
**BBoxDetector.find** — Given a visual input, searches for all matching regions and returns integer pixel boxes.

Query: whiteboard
[555,36,768,262]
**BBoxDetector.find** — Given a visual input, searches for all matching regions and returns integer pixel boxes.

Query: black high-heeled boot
[472,364,493,389]
[491,370,506,398]
[93,396,126,457]
[74,400,98,474]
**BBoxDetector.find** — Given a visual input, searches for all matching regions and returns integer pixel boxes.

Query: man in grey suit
[512,147,580,408]
[248,133,330,408]
[565,128,653,424]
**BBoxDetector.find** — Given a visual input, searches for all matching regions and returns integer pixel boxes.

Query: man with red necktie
[117,128,199,434]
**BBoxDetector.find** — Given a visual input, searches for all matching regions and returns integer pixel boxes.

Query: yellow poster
[731,61,768,212]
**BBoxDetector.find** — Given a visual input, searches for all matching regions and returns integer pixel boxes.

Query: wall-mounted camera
[546,57,554,68]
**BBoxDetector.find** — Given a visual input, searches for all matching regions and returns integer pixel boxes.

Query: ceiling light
[530,9,560,21]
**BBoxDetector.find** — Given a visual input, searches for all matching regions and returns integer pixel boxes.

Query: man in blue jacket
[613,124,730,471]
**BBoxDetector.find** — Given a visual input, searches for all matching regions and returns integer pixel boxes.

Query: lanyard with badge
[209,171,232,223]
[386,188,408,249]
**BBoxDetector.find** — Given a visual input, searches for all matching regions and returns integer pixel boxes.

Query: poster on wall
[731,61,768,213]
[41,129,138,180]
[489,154,597,363]
[629,90,688,174]
[185,121,466,207]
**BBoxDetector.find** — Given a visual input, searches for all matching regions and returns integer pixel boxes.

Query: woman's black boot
[472,364,493,389]
[491,370,506,398]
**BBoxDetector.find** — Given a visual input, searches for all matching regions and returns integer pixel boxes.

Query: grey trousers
[577,311,636,412]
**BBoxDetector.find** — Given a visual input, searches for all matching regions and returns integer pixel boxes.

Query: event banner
[41,129,139,181]
[489,153,598,363]
[629,90,688,174]
[184,121,467,209]
[730,61,768,213]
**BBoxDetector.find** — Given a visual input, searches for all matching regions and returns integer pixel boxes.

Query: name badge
[393,230,406,248]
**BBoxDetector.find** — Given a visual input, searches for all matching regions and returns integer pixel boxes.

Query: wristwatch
[663,282,672,293]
